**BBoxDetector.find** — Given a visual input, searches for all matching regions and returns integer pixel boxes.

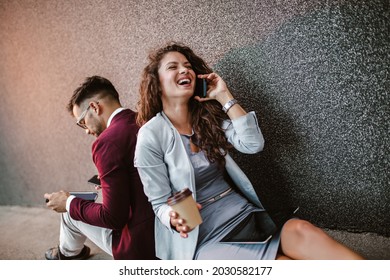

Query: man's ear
[90,101,101,115]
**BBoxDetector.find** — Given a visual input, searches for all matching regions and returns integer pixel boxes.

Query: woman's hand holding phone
[195,73,234,105]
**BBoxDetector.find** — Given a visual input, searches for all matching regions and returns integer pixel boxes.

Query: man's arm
[69,138,132,230]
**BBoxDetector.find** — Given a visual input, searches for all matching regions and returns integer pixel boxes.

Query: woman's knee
[281,219,322,247]
[279,219,318,258]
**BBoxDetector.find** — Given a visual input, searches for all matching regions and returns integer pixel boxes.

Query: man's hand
[94,175,102,191]
[44,191,70,213]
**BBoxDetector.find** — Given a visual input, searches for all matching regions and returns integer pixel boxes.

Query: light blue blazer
[134,111,265,260]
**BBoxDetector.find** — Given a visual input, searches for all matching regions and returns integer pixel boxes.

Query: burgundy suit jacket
[69,109,156,259]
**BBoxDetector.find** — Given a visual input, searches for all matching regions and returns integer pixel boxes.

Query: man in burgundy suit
[44,76,155,260]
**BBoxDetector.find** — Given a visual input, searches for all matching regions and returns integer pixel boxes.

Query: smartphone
[195,78,207,98]
[202,78,207,98]
[87,174,101,186]
[69,191,98,201]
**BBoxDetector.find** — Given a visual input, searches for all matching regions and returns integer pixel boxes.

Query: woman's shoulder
[140,113,166,131]
[137,113,173,144]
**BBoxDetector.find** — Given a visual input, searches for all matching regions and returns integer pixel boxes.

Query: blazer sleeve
[69,137,132,230]
[134,126,174,231]
[222,111,265,154]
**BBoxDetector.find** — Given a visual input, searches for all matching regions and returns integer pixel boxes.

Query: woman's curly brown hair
[136,42,232,166]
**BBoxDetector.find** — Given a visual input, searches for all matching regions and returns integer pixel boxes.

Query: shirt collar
[107,107,125,127]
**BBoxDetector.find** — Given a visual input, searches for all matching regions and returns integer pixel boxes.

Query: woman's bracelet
[222,99,238,113]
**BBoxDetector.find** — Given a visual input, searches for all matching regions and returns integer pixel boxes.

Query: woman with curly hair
[134,42,363,260]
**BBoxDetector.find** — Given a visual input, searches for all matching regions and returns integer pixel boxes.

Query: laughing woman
[134,42,364,260]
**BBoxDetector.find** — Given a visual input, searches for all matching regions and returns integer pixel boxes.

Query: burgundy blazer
[69,109,156,259]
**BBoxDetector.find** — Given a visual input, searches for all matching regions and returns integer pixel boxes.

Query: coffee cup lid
[167,188,192,205]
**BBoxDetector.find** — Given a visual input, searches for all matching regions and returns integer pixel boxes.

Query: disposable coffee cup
[167,188,202,230]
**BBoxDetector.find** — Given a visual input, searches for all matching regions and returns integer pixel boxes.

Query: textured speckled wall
[0,0,388,236]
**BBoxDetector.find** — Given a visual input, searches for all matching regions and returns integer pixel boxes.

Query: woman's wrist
[216,90,242,115]
[216,90,234,105]
[222,99,238,113]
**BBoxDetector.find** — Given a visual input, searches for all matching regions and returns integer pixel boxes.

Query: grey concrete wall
[0,0,388,237]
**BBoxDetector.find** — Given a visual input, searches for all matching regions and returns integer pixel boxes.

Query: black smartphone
[87,175,101,186]
[69,191,98,201]
[195,78,207,98]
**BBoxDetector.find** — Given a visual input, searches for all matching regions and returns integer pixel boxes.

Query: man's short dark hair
[67,76,120,114]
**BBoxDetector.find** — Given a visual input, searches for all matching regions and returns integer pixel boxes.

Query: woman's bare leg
[276,253,293,260]
[279,219,364,260]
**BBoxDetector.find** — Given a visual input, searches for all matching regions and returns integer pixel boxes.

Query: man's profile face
[73,103,104,137]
